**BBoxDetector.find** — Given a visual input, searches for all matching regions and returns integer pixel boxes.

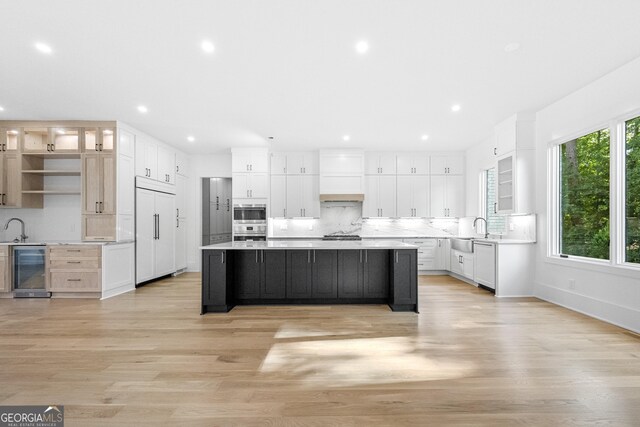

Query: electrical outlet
[568,279,575,290]
[509,223,515,231]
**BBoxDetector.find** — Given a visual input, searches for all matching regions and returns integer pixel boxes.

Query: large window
[559,128,610,260]
[626,116,640,264]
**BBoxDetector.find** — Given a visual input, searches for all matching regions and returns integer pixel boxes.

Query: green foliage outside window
[626,117,640,263]
[560,128,610,260]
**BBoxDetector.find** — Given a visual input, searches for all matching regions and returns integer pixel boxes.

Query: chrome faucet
[4,218,28,243]
[473,217,489,239]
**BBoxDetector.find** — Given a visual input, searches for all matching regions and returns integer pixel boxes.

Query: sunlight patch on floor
[260,336,475,387]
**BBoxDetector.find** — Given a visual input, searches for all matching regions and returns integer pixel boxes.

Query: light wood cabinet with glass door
[0,128,23,207]
[82,128,116,241]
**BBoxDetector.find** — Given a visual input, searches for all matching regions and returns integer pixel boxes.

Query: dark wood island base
[201,247,418,314]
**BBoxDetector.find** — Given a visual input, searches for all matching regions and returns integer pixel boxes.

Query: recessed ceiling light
[355,40,369,54]
[343,135,351,141]
[421,134,429,141]
[504,42,520,53]
[137,105,148,114]
[451,104,461,112]
[0,106,4,112]
[34,42,53,54]
[201,40,215,54]
[187,136,195,142]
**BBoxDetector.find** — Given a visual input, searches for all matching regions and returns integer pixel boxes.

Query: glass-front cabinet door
[22,127,80,153]
[1,128,21,152]
[84,128,114,152]
[51,127,80,153]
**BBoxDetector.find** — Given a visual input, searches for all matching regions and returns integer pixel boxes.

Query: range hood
[319,194,364,202]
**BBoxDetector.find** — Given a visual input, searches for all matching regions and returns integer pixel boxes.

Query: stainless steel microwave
[233,204,266,223]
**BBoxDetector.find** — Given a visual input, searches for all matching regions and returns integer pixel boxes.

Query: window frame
[547,108,640,276]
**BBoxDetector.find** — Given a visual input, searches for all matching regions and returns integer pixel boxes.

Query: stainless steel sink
[450,237,473,253]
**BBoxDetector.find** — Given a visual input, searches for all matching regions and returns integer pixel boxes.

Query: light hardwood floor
[1,273,639,426]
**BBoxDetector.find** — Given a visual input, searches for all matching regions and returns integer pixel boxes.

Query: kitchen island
[200,240,418,313]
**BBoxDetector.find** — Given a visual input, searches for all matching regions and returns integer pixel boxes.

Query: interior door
[154,191,176,277]
[136,188,156,283]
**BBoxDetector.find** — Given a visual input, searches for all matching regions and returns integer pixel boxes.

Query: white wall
[186,153,232,271]
[465,135,495,217]
[534,56,640,333]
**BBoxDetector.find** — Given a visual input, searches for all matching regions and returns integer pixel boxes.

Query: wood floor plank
[1,272,639,426]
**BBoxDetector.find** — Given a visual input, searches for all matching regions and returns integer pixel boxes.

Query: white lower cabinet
[404,238,448,271]
[175,217,187,271]
[136,188,176,284]
[474,242,535,297]
[450,249,474,279]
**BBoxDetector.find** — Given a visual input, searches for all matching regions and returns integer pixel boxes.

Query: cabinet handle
[176,218,179,228]
[67,279,81,282]
[67,261,81,264]
[395,251,399,263]
[1,193,5,205]
[360,250,362,263]
[95,202,99,213]
[157,214,160,239]
[365,250,368,263]
[99,201,103,213]
[313,250,316,263]
[261,250,264,263]
[176,165,179,173]
[221,251,225,263]
[249,164,252,171]
[494,148,497,155]
[308,250,310,263]
[177,208,179,217]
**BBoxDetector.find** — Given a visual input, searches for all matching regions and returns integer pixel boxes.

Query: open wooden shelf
[22,190,81,195]
[22,170,81,176]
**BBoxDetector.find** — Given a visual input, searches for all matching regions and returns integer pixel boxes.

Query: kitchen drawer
[49,271,100,292]
[404,239,437,248]
[49,246,101,259]
[49,259,100,270]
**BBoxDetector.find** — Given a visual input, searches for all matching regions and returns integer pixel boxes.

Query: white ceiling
[2,0,640,154]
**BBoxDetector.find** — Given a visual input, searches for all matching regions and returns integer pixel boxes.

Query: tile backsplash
[269,202,458,238]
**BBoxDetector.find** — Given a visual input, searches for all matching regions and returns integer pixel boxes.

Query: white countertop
[268,236,535,244]
[201,240,418,250]
[0,240,134,246]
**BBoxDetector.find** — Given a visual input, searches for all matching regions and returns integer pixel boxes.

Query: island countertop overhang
[200,240,418,250]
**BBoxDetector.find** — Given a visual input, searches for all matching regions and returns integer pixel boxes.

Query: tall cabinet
[0,128,20,207]
[82,128,116,240]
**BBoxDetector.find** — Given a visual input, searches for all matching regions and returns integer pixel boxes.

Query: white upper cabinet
[365,152,396,175]
[493,113,535,157]
[319,149,364,195]
[270,175,287,217]
[364,175,396,217]
[157,145,175,184]
[232,149,268,173]
[396,175,429,217]
[135,136,158,180]
[396,154,429,175]
[175,152,188,177]
[270,153,287,175]
[286,175,319,217]
[232,173,268,199]
[287,152,318,175]
[430,175,464,217]
[430,155,464,175]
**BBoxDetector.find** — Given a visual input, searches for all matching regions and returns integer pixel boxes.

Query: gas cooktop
[321,234,362,241]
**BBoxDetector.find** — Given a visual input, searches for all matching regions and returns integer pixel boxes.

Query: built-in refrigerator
[202,178,232,245]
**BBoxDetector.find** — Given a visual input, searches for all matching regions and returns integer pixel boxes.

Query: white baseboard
[534,281,640,334]
[101,284,134,300]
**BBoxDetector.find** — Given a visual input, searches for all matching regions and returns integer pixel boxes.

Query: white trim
[534,280,640,334]
[546,121,612,148]
[545,255,640,279]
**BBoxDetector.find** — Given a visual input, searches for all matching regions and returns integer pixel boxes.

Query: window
[559,128,610,260]
[485,168,505,234]
[625,116,640,264]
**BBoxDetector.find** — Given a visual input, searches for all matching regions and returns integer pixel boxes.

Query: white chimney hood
[319,149,365,200]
